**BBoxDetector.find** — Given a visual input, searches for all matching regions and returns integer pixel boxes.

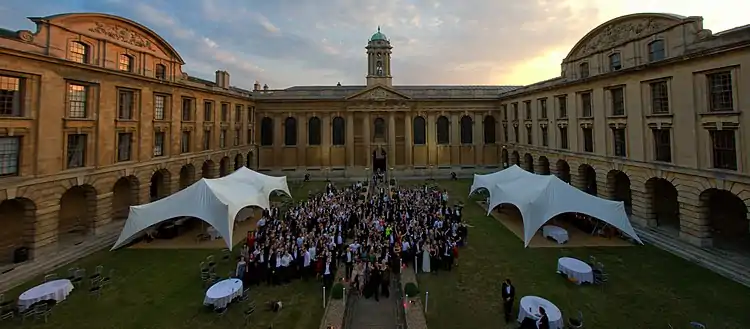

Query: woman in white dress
[421,242,431,273]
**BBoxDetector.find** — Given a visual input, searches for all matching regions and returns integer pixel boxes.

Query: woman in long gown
[421,243,431,273]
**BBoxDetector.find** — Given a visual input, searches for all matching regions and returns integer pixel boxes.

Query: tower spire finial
[377,26,381,32]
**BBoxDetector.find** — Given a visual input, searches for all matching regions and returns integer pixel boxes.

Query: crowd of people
[230,176,470,305]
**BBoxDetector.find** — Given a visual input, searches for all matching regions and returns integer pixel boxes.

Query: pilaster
[363,113,371,165]
[94,192,113,234]
[427,113,436,166]
[298,113,307,167]
[388,112,396,168]
[474,113,483,166]
[346,114,355,167]
[322,114,331,167]
[450,112,460,166]
[404,113,413,167]
[273,114,283,168]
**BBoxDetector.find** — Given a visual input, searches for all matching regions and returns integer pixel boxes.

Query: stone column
[321,114,331,167]
[94,193,112,234]
[404,113,412,167]
[388,112,396,168]
[297,113,307,169]
[474,112,484,166]
[680,200,712,247]
[450,112,460,166]
[346,114,355,167]
[427,113,436,166]
[363,113,371,166]
[274,114,283,169]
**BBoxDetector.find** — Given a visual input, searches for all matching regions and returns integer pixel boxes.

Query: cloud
[0,0,744,88]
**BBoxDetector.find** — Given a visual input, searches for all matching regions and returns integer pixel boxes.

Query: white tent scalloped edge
[470,165,643,247]
[111,167,292,251]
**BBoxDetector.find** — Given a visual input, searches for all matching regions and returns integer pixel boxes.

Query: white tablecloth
[18,279,74,312]
[517,296,564,329]
[542,225,569,244]
[203,279,243,309]
[557,257,594,284]
[207,227,222,240]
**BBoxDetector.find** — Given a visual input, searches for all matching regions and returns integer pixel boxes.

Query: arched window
[436,116,450,145]
[155,64,167,79]
[332,116,345,145]
[413,116,426,145]
[579,62,589,78]
[460,116,473,144]
[307,117,321,145]
[69,41,89,64]
[648,40,665,62]
[483,115,496,144]
[284,117,297,146]
[119,54,134,72]
[608,53,621,71]
[260,117,274,146]
[373,117,386,139]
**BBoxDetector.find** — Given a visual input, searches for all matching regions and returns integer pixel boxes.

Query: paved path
[345,281,399,329]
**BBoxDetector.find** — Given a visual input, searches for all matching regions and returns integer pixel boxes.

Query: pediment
[346,86,410,101]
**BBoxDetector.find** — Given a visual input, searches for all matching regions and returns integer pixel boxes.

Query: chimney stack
[263,84,269,91]
[253,81,261,91]
[215,70,230,88]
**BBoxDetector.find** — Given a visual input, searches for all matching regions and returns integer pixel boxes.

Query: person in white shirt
[302,247,311,280]
[280,251,292,284]
[322,257,334,290]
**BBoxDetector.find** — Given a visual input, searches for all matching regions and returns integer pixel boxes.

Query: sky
[0,0,746,89]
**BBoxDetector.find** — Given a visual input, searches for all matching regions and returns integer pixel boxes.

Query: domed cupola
[366,26,393,87]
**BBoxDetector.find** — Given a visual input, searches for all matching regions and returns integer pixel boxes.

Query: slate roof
[254,85,522,100]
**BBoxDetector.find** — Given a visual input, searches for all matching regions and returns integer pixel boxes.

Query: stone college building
[0,13,748,269]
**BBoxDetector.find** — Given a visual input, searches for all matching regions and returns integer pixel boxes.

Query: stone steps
[0,228,120,293]
[348,293,398,329]
[634,226,750,288]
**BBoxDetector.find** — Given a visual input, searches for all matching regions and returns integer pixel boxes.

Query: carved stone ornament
[88,22,156,51]
[574,18,671,58]
[17,30,34,43]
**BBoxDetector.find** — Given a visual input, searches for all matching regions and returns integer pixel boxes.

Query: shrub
[404,282,420,297]
[331,283,345,299]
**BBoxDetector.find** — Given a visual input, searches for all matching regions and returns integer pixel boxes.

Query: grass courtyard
[0,181,328,329]
[415,180,750,329]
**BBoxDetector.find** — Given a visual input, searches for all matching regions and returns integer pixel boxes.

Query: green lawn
[415,180,750,329]
[0,181,327,329]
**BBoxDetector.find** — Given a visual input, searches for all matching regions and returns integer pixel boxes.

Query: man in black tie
[501,278,515,323]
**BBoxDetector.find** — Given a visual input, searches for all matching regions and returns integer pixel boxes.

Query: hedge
[404,282,420,297]
[331,283,345,299]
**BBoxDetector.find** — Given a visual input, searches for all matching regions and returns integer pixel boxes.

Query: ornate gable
[346,86,410,101]
[565,13,688,61]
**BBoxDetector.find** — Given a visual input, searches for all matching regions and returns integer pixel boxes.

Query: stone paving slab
[400,269,429,329]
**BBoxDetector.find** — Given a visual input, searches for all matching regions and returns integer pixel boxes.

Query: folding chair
[43,273,58,283]
[243,301,256,325]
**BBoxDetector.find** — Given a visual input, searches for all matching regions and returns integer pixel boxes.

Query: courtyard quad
[414,180,750,329]
[0,182,327,329]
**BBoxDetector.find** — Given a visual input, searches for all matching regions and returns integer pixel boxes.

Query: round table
[203,278,243,309]
[517,296,564,329]
[18,279,74,312]
[542,225,569,244]
[557,257,594,285]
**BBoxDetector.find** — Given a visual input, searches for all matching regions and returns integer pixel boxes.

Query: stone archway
[219,157,231,176]
[58,185,97,245]
[578,164,597,196]
[555,160,571,183]
[607,170,632,215]
[234,154,244,170]
[246,151,254,168]
[202,160,216,179]
[150,169,171,202]
[112,176,139,221]
[179,164,195,189]
[0,197,36,264]
[501,149,509,168]
[523,153,534,173]
[699,188,750,251]
[537,156,550,175]
[511,151,520,166]
[645,178,680,230]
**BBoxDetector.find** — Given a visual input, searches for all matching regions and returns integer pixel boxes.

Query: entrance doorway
[372,148,387,173]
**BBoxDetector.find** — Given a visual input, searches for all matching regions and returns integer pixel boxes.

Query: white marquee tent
[470,165,643,247]
[111,167,292,250]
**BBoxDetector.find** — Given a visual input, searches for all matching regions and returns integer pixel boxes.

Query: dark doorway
[372,148,387,173]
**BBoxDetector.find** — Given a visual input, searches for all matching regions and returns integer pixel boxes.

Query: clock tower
[366,26,393,87]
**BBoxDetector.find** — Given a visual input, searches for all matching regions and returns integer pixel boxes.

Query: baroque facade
[0,12,749,264]
[0,13,255,262]
[252,14,750,251]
